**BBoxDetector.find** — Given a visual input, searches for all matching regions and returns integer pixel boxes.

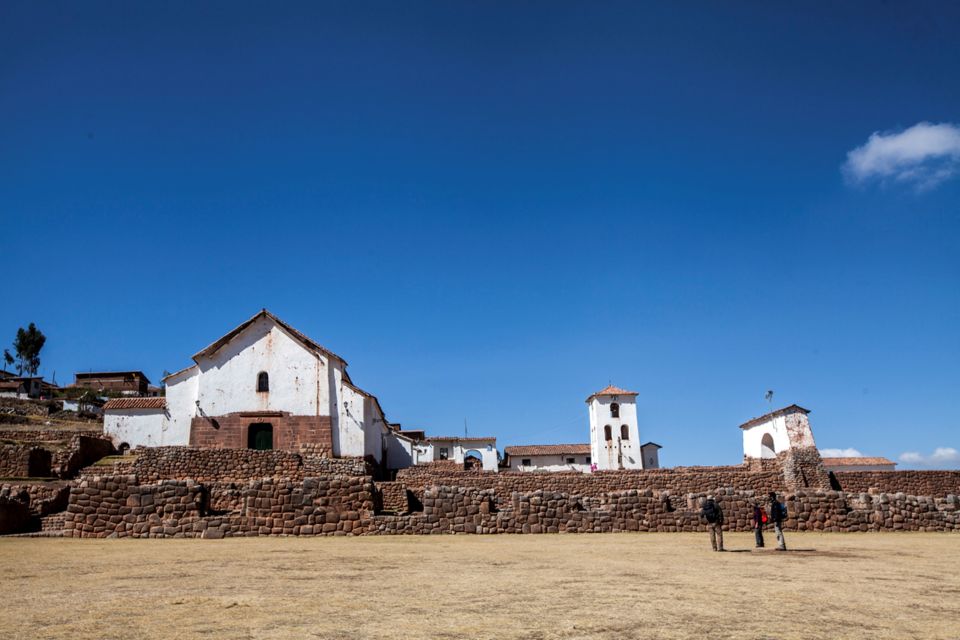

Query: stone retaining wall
[61,473,960,538]
[832,470,960,497]
[0,444,51,477]
[396,467,787,505]
[129,447,369,483]
[0,481,71,516]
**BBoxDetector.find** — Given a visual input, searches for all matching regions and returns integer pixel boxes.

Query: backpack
[779,502,788,520]
[702,499,719,523]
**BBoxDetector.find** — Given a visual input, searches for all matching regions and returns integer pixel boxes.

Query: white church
[103,310,426,471]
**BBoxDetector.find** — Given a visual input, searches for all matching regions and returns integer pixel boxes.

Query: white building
[504,444,592,472]
[102,310,414,470]
[739,404,817,459]
[419,436,499,472]
[588,385,645,470]
[503,384,661,473]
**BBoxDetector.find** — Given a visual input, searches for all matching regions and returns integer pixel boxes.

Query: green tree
[8,323,46,376]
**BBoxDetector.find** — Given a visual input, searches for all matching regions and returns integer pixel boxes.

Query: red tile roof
[103,397,167,410]
[504,444,591,457]
[585,385,638,402]
[738,404,810,429]
[822,456,896,467]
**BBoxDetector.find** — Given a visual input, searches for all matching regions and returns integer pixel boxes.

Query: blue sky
[2,2,958,467]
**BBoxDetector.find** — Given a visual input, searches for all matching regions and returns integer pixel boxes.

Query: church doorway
[248,423,274,450]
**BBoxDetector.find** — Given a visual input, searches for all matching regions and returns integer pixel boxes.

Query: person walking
[769,491,787,551]
[751,499,766,548]
[701,495,725,552]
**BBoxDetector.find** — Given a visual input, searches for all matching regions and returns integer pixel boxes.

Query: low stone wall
[376,481,410,513]
[128,447,369,483]
[833,471,960,497]
[1,481,71,517]
[52,435,115,478]
[368,486,960,535]
[60,473,960,538]
[0,444,51,477]
[0,428,103,442]
[396,467,786,506]
[64,475,375,538]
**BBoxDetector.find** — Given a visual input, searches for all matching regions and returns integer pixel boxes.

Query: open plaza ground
[1,532,957,639]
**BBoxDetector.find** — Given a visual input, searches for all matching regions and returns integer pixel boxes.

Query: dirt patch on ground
[0,532,957,639]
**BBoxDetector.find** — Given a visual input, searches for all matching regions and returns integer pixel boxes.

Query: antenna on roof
[765,390,774,408]
[464,418,468,438]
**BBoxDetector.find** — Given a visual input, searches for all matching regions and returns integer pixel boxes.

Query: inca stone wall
[396,465,787,506]
[62,473,960,538]
[129,446,369,483]
[832,470,960,497]
[0,444,51,477]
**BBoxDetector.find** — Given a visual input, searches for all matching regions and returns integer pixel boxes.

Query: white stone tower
[587,385,642,470]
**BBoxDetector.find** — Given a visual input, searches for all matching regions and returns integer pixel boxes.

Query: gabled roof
[586,385,639,403]
[822,456,896,467]
[161,364,199,383]
[641,441,662,449]
[504,443,591,457]
[192,309,346,366]
[428,436,497,443]
[739,404,810,430]
[103,397,166,411]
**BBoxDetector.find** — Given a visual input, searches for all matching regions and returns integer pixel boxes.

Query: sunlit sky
[2,2,958,467]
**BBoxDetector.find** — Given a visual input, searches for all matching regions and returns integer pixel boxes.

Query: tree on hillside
[6,323,46,376]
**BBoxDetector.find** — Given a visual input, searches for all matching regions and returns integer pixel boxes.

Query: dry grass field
[1,532,958,639]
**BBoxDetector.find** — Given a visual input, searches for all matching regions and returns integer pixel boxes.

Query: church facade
[104,310,419,470]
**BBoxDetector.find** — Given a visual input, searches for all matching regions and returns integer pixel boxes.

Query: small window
[522,458,532,466]
[585,456,591,464]
[621,424,630,440]
[610,402,620,418]
[257,371,269,393]
[439,447,449,460]
[566,457,575,464]
[604,425,612,442]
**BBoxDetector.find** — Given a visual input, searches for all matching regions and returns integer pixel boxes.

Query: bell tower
[587,385,642,470]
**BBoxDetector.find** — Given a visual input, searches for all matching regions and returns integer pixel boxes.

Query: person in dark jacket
[769,491,787,550]
[751,500,765,548]
[701,495,725,552]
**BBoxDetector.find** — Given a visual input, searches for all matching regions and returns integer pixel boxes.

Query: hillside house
[74,371,150,396]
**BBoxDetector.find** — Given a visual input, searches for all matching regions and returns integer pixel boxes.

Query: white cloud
[843,121,960,190]
[819,447,863,457]
[898,447,960,468]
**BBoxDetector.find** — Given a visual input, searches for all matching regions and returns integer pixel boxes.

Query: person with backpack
[751,499,766,548]
[769,491,787,551]
[701,495,725,552]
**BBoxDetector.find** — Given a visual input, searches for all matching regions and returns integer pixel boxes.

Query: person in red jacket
[751,499,766,548]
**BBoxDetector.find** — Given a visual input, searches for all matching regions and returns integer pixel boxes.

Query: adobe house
[74,371,150,396]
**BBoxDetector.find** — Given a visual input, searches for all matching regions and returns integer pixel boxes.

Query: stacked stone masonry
[832,470,960,496]
[62,471,960,538]
[130,447,369,483]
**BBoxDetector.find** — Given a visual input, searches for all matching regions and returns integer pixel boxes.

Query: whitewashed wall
[164,366,198,446]
[589,396,642,470]
[429,439,499,471]
[104,408,167,449]
[508,454,591,473]
[742,415,792,459]
[194,317,328,417]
